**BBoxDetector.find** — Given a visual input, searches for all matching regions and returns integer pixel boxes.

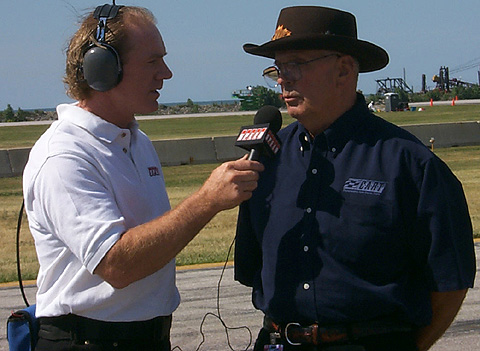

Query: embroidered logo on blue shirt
[343,178,387,195]
[148,166,160,177]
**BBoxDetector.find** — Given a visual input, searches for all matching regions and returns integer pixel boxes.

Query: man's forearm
[94,156,263,288]
[95,188,219,289]
[416,289,467,351]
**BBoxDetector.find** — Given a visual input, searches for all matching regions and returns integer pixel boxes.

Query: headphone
[82,3,124,92]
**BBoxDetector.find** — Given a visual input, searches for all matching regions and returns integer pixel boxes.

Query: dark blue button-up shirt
[234,95,476,327]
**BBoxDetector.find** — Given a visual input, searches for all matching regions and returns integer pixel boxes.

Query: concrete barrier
[213,136,248,161]
[402,121,480,148]
[152,137,217,166]
[0,148,31,178]
[8,148,31,175]
[0,150,12,177]
[1,122,480,178]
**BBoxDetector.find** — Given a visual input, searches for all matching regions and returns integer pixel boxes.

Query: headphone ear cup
[83,44,122,92]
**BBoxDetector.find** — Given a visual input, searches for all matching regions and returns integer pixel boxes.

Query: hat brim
[243,35,389,73]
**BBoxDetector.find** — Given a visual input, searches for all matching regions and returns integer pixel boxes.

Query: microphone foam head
[253,105,282,133]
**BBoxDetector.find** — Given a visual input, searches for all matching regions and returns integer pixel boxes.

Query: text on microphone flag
[237,127,267,141]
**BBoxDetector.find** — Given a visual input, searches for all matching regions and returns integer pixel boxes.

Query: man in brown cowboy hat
[234,6,475,351]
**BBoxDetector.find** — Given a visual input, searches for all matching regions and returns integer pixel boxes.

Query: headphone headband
[82,3,124,92]
[93,4,123,42]
[93,4,122,20]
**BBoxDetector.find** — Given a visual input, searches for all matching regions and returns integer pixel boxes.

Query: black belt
[38,314,171,342]
[264,316,414,346]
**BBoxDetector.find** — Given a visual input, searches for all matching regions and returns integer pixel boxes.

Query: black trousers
[35,338,171,351]
[253,327,418,351]
[35,314,172,351]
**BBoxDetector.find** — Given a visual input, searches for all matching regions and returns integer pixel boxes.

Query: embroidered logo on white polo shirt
[343,178,387,195]
[148,167,160,177]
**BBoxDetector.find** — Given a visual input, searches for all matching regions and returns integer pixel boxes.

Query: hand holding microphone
[195,106,282,211]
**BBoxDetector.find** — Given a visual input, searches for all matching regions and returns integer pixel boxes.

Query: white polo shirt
[23,103,180,321]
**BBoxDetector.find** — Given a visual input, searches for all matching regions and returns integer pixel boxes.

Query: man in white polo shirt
[22,5,263,351]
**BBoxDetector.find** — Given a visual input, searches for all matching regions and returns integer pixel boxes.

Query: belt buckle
[284,322,302,346]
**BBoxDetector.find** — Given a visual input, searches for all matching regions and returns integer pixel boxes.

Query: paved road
[1,244,479,350]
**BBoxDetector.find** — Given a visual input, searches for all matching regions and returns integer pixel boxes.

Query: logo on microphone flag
[235,123,281,157]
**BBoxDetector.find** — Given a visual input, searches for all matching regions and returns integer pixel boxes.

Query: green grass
[1,105,479,283]
[1,104,479,149]
[0,124,51,149]
[434,146,480,236]
[1,146,479,283]
[377,104,480,125]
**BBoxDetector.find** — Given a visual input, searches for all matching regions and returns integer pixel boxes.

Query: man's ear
[336,55,358,86]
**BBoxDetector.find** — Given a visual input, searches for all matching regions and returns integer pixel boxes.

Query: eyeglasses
[262,53,341,88]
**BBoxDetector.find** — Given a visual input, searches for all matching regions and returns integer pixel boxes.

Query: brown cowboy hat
[243,6,389,73]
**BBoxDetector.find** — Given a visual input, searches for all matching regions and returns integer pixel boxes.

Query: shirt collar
[297,93,370,155]
[56,103,139,143]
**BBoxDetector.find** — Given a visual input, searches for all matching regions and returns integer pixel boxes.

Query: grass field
[0,104,479,149]
[0,104,479,283]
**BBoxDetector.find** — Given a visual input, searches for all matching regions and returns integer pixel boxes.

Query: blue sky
[1,0,479,109]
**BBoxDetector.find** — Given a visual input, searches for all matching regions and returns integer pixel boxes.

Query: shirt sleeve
[417,156,476,292]
[32,153,126,274]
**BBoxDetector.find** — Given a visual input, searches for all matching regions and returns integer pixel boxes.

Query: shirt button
[304,246,309,252]
[311,168,318,175]
[123,148,128,153]
[331,147,337,153]
[303,283,310,290]
[306,208,312,214]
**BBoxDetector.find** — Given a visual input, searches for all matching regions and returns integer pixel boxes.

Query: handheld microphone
[235,105,282,161]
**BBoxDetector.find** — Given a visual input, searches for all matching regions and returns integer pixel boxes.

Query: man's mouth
[283,94,300,104]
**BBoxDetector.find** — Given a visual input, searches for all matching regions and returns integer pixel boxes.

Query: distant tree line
[236,86,285,111]
[0,104,54,122]
[156,98,241,115]
[413,85,480,102]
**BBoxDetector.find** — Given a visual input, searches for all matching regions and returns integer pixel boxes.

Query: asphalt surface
[1,243,479,351]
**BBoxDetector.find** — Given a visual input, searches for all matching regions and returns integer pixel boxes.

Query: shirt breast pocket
[326,198,401,282]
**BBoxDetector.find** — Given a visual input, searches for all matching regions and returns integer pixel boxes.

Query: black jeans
[35,314,172,351]
[35,338,171,351]
[253,327,418,351]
